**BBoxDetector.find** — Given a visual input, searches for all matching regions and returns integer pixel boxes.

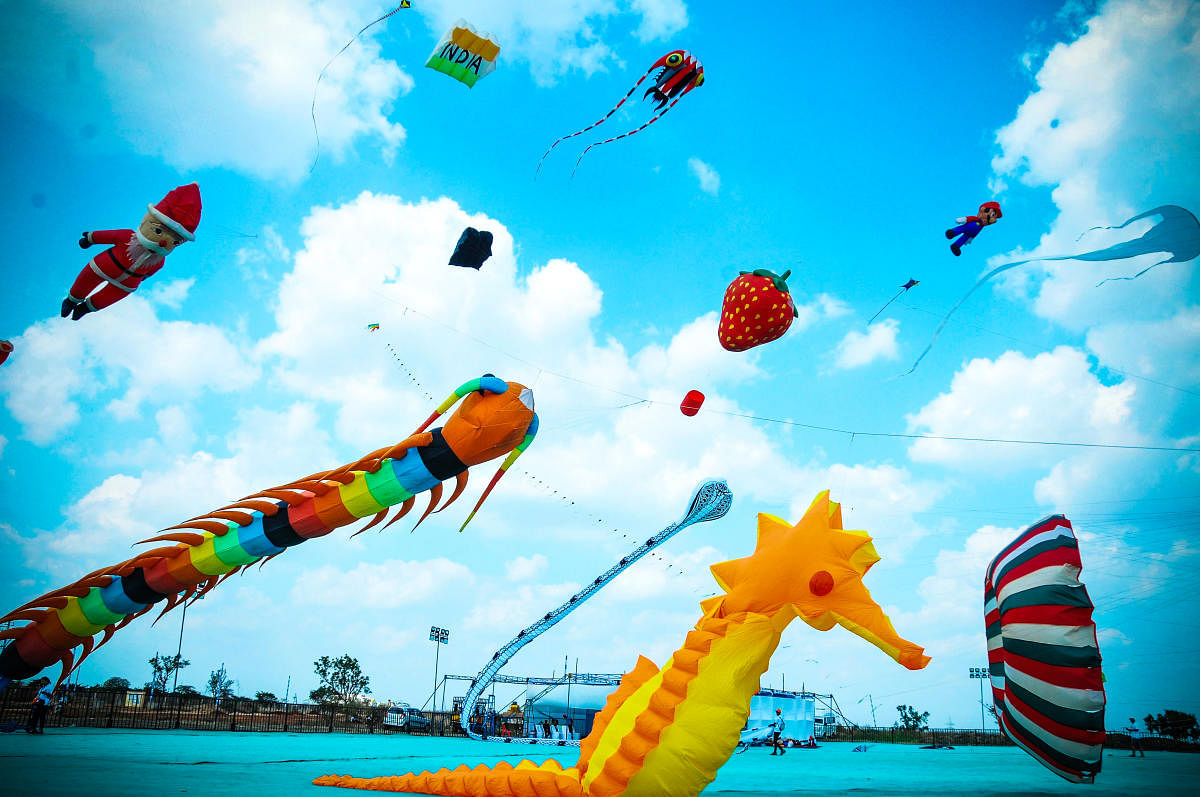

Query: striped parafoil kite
[985,515,1106,783]
[426,20,500,88]
[0,375,537,690]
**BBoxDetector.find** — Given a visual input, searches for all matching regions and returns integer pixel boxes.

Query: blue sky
[0,0,1197,735]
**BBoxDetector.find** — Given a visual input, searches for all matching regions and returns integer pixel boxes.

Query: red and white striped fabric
[984,514,1106,783]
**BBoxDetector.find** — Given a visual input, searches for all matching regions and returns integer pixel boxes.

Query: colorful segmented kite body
[0,376,537,689]
[985,515,1106,783]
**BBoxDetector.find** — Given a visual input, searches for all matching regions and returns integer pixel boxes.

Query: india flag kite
[425,20,500,88]
[985,515,1106,783]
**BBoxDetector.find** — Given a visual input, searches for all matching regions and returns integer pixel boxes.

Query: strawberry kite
[717,268,799,352]
[60,183,201,320]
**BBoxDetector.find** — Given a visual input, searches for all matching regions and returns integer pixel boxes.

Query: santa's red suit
[63,183,201,319]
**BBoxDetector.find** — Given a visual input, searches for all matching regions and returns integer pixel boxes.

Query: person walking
[1124,718,1146,757]
[25,678,53,734]
[769,708,787,755]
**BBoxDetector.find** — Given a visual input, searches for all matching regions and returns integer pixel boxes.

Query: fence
[2,684,1198,752]
[0,685,469,736]
[817,724,1200,753]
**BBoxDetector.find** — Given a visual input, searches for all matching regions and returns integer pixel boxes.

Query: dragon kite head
[646,49,704,109]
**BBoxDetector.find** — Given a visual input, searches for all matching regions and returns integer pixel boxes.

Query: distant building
[745,689,817,740]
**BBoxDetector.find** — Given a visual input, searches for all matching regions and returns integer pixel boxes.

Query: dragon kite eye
[666,52,683,67]
[694,73,705,88]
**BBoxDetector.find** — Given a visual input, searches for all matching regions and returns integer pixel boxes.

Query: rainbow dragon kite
[0,375,538,689]
[315,491,930,796]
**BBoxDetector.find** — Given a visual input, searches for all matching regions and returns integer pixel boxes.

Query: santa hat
[148,183,202,241]
[978,200,1002,219]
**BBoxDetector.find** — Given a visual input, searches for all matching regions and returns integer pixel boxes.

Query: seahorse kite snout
[315,490,929,797]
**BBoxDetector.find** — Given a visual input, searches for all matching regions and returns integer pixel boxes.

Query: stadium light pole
[968,667,988,730]
[430,626,450,734]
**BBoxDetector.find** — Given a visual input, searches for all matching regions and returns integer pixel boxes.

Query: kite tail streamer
[535,67,658,177]
[867,288,905,325]
[571,96,684,178]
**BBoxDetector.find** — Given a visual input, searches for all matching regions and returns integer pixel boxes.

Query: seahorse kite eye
[314,491,929,796]
[0,375,537,689]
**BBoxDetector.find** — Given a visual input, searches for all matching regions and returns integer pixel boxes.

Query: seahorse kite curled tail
[0,375,538,689]
[314,491,930,797]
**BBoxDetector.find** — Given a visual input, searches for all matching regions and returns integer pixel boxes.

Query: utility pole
[172,600,188,693]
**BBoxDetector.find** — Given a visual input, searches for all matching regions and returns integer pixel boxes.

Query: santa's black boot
[71,302,94,321]
[60,298,79,318]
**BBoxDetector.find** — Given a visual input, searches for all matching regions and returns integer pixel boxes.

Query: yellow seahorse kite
[314,491,930,796]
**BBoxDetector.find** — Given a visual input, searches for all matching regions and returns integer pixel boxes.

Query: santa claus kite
[61,183,202,320]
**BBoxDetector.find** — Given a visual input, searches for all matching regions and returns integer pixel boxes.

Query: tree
[102,676,131,690]
[176,685,199,696]
[895,704,930,731]
[207,664,236,701]
[311,654,371,711]
[255,691,278,703]
[1145,709,1199,740]
[149,653,190,693]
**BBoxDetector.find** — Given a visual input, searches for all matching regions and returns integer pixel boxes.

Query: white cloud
[687,157,720,196]
[0,300,259,443]
[13,0,412,181]
[631,0,689,42]
[988,0,1200,334]
[907,347,1140,470]
[1085,307,1200,386]
[505,553,548,581]
[833,319,900,369]
[416,0,690,85]
[143,278,194,310]
[292,558,473,608]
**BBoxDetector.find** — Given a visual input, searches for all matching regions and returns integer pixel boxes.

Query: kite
[0,340,11,366]
[425,21,500,88]
[0,375,537,690]
[679,390,705,416]
[985,514,1105,783]
[718,269,798,352]
[314,492,929,795]
[905,205,1200,375]
[367,324,380,332]
[537,50,705,177]
[867,279,919,325]
[310,2,411,172]
[60,184,201,320]
[945,201,1002,256]
[449,228,493,269]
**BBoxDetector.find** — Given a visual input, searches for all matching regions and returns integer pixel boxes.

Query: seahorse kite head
[315,491,929,797]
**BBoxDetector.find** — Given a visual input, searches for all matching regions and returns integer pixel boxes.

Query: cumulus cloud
[4,0,411,181]
[907,347,1141,470]
[988,0,1200,334]
[293,558,473,608]
[687,157,720,195]
[505,553,548,581]
[0,300,259,444]
[415,0,690,85]
[833,319,900,369]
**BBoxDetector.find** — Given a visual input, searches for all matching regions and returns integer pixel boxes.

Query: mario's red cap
[979,201,1002,219]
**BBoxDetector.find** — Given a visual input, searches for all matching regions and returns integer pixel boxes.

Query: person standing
[25,678,53,734]
[770,708,787,755]
[1125,718,1146,757]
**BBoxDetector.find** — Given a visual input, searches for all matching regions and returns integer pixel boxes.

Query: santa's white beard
[127,233,166,272]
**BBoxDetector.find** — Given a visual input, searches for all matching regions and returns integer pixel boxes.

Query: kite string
[310,4,408,174]
[381,302,1197,454]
